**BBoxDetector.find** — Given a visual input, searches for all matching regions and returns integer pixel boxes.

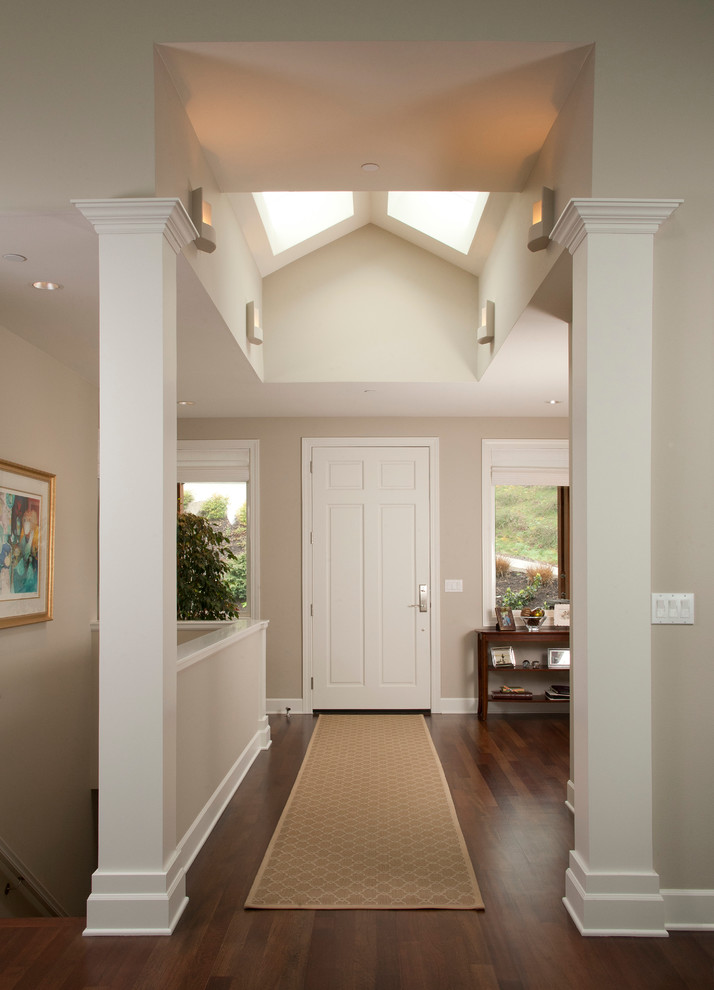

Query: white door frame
[302,437,441,713]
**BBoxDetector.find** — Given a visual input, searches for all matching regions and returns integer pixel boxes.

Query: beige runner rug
[245,714,484,910]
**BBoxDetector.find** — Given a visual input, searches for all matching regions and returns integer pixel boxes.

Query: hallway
[2,714,712,989]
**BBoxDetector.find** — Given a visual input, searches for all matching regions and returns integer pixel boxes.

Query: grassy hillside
[495,485,558,565]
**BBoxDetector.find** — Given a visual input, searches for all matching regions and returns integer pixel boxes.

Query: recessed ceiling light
[361,163,380,172]
[177,400,196,406]
[32,280,62,290]
[3,253,27,263]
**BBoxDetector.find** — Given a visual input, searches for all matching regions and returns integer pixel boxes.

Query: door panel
[311,445,431,709]
[327,504,364,685]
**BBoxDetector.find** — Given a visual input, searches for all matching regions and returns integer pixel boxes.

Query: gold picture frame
[0,459,56,629]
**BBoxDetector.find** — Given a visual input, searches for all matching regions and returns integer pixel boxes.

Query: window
[177,440,259,618]
[253,192,354,254]
[387,191,489,253]
[482,439,569,625]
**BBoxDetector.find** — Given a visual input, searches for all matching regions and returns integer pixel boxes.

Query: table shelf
[476,627,570,721]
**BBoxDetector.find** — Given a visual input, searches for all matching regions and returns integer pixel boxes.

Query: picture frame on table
[494,606,515,630]
[548,648,571,669]
[553,602,571,627]
[0,459,55,629]
[491,646,516,668]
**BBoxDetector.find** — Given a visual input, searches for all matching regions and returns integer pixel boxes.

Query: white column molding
[551,198,682,252]
[551,198,680,937]
[76,198,194,935]
[72,198,197,254]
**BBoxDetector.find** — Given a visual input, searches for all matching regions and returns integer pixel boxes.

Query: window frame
[481,438,569,626]
[177,439,260,618]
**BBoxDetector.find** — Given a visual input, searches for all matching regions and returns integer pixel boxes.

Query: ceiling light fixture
[190,187,217,254]
[527,187,555,252]
[32,280,62,290]
[361,163,380,172]
[3,253,27,263]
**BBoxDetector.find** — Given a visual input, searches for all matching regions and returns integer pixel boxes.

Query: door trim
[301,437,440,714]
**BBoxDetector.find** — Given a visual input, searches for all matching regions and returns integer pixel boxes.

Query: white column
[75,199,196,935]
[551,199,680,936]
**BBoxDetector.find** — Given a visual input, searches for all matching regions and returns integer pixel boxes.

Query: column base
[563,850,668,937]
[84,858,187,936]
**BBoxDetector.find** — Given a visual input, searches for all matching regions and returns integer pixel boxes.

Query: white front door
[309,444,432,709]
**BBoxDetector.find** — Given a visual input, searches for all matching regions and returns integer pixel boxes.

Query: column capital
[551,198,682,254]
[73,197,197,254]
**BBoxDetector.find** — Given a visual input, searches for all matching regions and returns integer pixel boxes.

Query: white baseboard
[267,698,305,714]
[84,720,271,936]
[563,850,668,937]
[662,889,714,930]
[440,698,477,714]
[84,854,188,936]
[178,721,271,874]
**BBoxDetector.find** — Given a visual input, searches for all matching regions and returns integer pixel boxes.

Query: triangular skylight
[253,191,355,255]
[387,191,489,254]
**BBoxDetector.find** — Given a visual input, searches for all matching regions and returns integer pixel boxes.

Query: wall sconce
[246,301,263,345]
[477,300,495,344]
[190,187,217,253]
[527,187,554,252]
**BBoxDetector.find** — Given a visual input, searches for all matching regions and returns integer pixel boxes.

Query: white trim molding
[74,198,197,254]
[662,889,714,931]
[84,854,188,937]
[177,439,260,619]
[564,851,668,938]
[176,724,271,877]
[481,438,569,627]
[267,698,306,715]
[551,198,683,254]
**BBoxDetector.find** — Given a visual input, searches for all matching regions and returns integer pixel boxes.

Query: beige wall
[0,326,98,914]
[477,49,594,379]
[264,226,480,383]
[154,54,265,381]
[178,416,568,701]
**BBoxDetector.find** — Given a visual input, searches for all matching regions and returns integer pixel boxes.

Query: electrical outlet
[651,593,694,624]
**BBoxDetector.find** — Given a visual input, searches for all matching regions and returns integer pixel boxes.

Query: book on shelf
[491,686,533,700]
[548,684,570,695]
[545,685,570,701]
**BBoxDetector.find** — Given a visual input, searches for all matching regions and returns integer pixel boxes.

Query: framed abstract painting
[0,459,55,629]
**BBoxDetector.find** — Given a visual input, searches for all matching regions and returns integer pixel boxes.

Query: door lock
[409,585,428,611]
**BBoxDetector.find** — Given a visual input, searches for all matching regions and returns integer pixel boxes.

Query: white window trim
[178,439,260,619]
[482,438,569,626]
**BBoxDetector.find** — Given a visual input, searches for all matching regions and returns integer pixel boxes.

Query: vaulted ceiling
[0,41,587,417]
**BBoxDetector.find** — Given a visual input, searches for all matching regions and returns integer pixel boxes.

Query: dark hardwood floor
[2,714,713,989]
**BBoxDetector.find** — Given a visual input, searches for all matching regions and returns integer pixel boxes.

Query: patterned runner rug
[245,714,484,910]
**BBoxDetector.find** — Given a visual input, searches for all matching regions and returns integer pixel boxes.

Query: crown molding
[73,198,197,254]
[551,198,682,254]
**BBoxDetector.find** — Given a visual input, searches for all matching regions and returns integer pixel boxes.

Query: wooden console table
[476,626,570,721]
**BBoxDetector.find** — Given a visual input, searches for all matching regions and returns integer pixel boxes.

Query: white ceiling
[0,41,586,418]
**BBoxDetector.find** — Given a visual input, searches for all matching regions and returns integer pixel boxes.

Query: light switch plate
[444,579,463,593]
[651,593,694,624]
